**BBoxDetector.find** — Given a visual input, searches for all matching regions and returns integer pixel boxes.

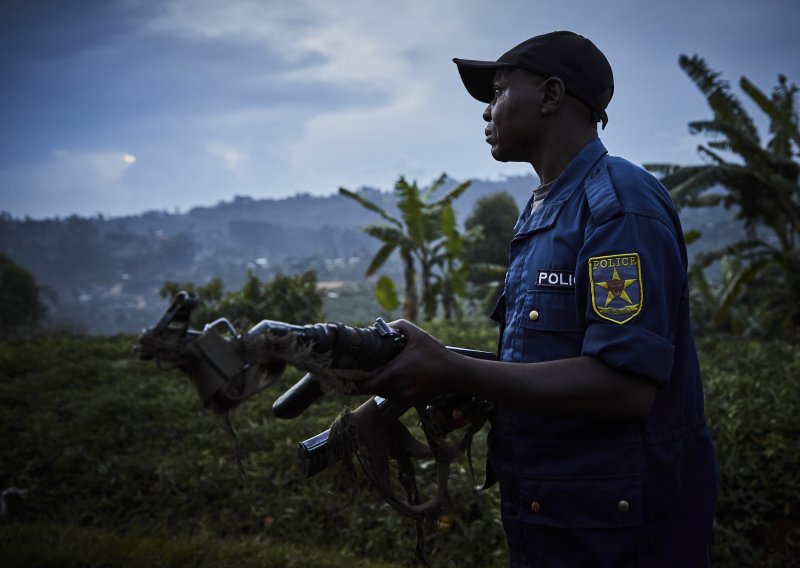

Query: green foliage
[645,57,800,336]
[160,269,324,329]
[0,254,47,339]
[422,319,499,353]
[341,174,473,322]
[160,276,225,325]
[0,331,505,566]
[322,281,393,326]
[0,522,399,568]
[462,192,519,278]
[3,329,796,565]
[374,275,400,312]
[236,270,324,325]
[700,335,800,566]
[461,192,520,313]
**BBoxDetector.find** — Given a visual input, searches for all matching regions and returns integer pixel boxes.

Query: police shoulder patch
[588,253,643,324]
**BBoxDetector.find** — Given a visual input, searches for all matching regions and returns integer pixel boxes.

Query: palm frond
[668,165,734,207]
[687,121,771,169]
[740,76,800,155]
[339,187,402,228]
[643,163,684,177]
[687,194,724,208]
[693,239,769,269]
[394,177,427,244]
[361,223,405,243]
[683,229,702,245]
[696,145,728,165]
[679,54,759,144]
[712,257,773,327]
[423,173,448,201]
[688,268,714,303]
[439,204,464,256]
[365,242,398,277]
[656,164,708,189]
[707,140,734,152]
[374,275,400,311]
[433,179,472,208]
[672,61,800,336]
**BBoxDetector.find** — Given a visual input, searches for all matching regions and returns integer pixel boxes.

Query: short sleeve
[577,213,686,387]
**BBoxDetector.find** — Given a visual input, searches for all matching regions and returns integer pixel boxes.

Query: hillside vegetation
[0,174,741,335]
[0,177,539,335]
[0,329,797,566]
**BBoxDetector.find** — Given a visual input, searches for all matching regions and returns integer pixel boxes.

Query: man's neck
[532,130,597,185]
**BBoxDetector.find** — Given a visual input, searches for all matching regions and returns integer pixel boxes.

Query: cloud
[140,0,493,195]
[7,0,798,219]
[147,0,455,95]
[206,143,247,172]
[49,149,134,192]
[1,150,137,217]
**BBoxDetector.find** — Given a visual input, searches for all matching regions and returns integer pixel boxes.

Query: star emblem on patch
[588,253,643,324]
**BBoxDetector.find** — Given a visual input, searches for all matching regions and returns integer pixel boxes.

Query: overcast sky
[1,0,798,219]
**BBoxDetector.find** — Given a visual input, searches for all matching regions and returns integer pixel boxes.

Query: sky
[1,0,798,219]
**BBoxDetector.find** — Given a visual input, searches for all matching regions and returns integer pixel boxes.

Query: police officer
[359,31,718,566]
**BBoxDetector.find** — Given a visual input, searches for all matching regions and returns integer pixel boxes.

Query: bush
[160,268,325,330]
[700,335,800,566]
[0,254,46,338]
[0,332,504,566]
[1,329,797,566]
[0,522,399,567]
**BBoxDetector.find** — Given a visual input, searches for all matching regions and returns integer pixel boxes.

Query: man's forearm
[449,354,657,421]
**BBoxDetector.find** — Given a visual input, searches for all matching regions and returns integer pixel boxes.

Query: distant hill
[0,176,537,334]
[0,173,742,334]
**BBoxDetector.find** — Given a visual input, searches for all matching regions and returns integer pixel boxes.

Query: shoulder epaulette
[584,158,623,225]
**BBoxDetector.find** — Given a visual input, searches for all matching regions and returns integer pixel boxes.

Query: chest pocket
[522,289,583,332]
[519,289,584,362]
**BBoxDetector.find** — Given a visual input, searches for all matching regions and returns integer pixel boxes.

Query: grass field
[0,328,798,566]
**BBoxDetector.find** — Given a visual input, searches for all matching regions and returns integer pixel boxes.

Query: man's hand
[356,320,458,406]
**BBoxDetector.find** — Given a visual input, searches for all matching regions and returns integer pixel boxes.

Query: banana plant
[340,174,471,322]
[645,57,799,336]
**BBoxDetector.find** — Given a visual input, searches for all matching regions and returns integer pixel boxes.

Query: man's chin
[490,147,511,163]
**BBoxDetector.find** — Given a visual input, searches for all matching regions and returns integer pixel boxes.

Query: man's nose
[482,104,491,121]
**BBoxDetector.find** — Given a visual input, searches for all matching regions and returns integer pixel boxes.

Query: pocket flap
[521,290,582,333]
[517,474,643,529]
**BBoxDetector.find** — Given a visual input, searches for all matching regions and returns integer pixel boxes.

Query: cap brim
[453,58,515,103]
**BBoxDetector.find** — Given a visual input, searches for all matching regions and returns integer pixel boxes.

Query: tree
[461,192,520,311]
[243,269,324,325]
[431,200,476,320]
[0,254,47,338]
[340,174,471,321]
[160,269,324,330]
[645,56,800,335]
[160,277,225,326]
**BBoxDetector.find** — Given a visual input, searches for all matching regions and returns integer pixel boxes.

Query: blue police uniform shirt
[490,138,718,567]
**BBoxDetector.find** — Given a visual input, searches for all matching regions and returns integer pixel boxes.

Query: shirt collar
[512,138,608,236]
[543,137,608,203]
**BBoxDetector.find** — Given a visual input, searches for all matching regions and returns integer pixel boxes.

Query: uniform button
[530,501,541,513]
[589,167,600,178]
[528,310,539,321]
[618,500,630,513]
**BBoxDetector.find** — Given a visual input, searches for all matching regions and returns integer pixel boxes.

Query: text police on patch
[536,270,575,289]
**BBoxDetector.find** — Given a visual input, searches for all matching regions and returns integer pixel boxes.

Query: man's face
[483,68,544,163]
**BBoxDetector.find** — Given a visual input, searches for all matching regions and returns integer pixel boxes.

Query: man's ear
[540,77,566,116]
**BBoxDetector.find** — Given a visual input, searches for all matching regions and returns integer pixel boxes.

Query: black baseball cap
[453,31,614,128]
